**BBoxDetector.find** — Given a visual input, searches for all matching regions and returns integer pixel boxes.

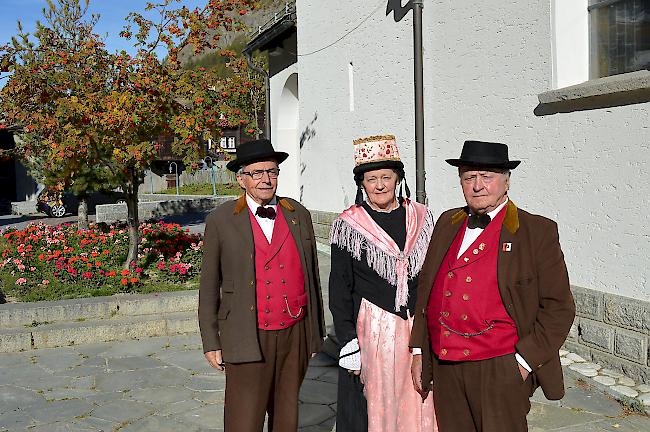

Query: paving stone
[317,368,338,384]
[618,376,636,387]
[566,353,587,362]
[299,380,338,405]
[155,349,213,372]
[610,385,639,398]
[43,388,97,401]
[593,375,616,386]
[95,337,170,358]
[120,415,202,432]
[299,403,335,427]
[558,386,623,417]
[157,399,205,416]
[636,384,650,393]
[639,393,650,407]
[193,389,226,404]
[309,352,337,367]
[570,363,599,373]
[559,349,570,356]
[0,352,33,368]
[527,401,603,429]
[94,370,145,393]
[90,399,155,423]
[71,415,116,431]
[184,374,226,392]
[18,421,97,432]
[305,366,333,380]
[181,404,224,429]
[30,399,94,424]
[139,366,191,388]
[128,386,194,405]
[561,357,574,366]
[32,350,85,372]
[600,368,625,379]
[0,385,47,413]
[0,408,37,430]
[106,355,166,371]
[569,364,599,377]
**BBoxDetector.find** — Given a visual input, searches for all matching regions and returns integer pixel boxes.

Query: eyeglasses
[240,168,280,180]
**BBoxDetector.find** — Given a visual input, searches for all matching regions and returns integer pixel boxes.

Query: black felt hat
[446,140,521,169]
[226,139,289,172]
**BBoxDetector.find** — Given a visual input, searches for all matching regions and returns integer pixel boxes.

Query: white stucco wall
[270,65,301,199]
[294,0,649,301]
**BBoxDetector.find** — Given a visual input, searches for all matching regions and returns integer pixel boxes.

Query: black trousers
[335,367,368,432]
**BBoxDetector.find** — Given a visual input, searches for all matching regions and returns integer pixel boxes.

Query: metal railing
[249,2,296,39]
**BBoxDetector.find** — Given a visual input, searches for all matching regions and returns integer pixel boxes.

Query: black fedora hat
[446,140,521,169]
[226,139,289,172]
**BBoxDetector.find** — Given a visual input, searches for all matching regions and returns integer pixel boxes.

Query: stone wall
[566,285,649,384]
[309,209,338,244]
[96,196,234,224]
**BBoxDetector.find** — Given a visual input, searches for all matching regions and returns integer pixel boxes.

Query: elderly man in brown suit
[198,139,325,432]
[410,141,575,431]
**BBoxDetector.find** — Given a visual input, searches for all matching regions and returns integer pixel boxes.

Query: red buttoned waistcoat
[410,200,575,400]
[426,205,518,361]
[249,207,307,330]
[198,195,325,364]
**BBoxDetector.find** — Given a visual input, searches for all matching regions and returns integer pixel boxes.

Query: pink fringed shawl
[330,199,434,311]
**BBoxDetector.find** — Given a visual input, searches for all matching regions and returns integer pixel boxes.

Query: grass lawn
[157,182,241,196]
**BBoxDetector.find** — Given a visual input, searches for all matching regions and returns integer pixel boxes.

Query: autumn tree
[1,0,261,267]
[0,0,118,229]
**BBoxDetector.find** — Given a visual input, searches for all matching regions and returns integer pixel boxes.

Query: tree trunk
[77,195,89,230]
[124,171,140,269]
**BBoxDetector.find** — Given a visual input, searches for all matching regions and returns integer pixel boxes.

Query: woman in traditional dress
[329,135,437,432]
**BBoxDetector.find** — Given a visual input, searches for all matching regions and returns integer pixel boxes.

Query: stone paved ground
[1,332,648,431]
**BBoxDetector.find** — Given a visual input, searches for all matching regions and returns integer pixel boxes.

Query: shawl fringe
[330,206,434,310]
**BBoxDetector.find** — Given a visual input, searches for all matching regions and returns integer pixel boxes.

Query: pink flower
[15,277,27,285]
[81,272,93,279]
[42,279,50,285]
[156,261,165,270]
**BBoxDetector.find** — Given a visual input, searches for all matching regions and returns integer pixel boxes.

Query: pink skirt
[357,298,437,432]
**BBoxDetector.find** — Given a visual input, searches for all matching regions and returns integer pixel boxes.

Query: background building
[253,0,650,383]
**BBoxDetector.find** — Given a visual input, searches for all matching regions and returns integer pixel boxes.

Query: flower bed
[0,221,203,302]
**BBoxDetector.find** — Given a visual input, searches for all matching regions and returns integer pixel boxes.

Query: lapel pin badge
[502,242,512,252]
[479,243,486,251]
[291,219,297,225]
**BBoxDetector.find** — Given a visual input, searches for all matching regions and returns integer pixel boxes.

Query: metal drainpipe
[412,0,426,204]
[244,50,271,140]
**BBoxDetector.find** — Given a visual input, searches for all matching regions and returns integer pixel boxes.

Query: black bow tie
[256,206,276,220]
[467,213,491,229]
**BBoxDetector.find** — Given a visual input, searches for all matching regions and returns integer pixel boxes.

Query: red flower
[121,278,128,285]
[121,269,130,276]
[130,277,138,283]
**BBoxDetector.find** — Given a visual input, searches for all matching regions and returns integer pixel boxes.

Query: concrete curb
[0,290,198,352]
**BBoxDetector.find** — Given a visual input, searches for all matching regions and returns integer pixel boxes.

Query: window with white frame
[220,137,227,149]
[589,0,650,78]
[227,137,236,149]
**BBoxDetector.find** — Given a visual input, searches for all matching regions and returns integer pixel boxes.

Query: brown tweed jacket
[410,200,575,400]
[198,194,325,363]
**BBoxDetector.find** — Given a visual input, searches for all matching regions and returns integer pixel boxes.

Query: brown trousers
[432,353,534,432]
[224,320,308,432]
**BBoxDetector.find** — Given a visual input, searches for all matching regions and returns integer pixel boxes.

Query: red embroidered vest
[249,207,307,330]
[426,206,518,361]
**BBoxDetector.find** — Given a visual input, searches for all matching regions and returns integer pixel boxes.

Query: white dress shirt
[246,194,277,243]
